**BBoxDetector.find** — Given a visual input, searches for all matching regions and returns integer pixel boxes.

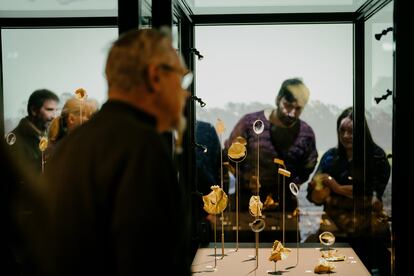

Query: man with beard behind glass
[224,78,317,241]
[4,89,58,275]
[8,89,59,175]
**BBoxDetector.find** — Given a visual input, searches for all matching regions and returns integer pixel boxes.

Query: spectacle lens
[181,72,193,90]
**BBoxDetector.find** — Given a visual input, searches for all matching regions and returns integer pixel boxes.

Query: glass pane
[141,0,152,27]
[2,28,118,134]
[194,24,353,247]
[0,0,117,17]
[185,0,368,14]
[364,2,393,275]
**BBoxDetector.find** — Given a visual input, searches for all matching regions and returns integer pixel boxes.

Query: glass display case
[1,0,405,275]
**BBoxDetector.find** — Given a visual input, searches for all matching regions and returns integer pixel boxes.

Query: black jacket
[42,100,191,276]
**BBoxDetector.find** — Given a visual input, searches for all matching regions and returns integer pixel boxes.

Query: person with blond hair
[48,97,98,144]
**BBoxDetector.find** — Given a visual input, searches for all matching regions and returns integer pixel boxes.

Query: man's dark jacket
[41,101,191,276]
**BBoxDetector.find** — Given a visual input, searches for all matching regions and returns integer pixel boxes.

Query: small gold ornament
[321,249,346,262]
[235,136,247,146]
[228,141,246,160]
[74,88,88,100]
[314,258,336,274]
[263,194,278,210]
[39,137,48,152]
[248,195,263,217]
[215,118,225,135]
[268,240,291,262]
[202,185,228,215]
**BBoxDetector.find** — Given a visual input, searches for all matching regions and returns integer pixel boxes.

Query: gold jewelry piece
[319,231,335,246]
[278,168,291,177]
[202,185,228,215]
[215,118,225,135]
[235,136,247,146]
[321,249,346,262]
[268,240,291,262]
[38,137,48,152]
[228,141,246,160]
[263,194,278,210]
[273,158,285,166]
[248,195,263,217]
[74,88,88,100]
[314,259,336,274]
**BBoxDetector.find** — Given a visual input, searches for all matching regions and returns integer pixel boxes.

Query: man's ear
[146,64,161,93]
[276,96,281,106]
[30,106,38,117]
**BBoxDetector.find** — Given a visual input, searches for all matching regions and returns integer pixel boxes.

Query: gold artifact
[314,174,325,190]
[292,207,299,217]
[263,194,278,210]
[215,118,225,135]
[248,195,263,217]
[319,231,335,246]
[274,158,285,167]
[202,185,228,215]
[235,136,247,145]
[228,141,246,160]
[74,88,88,100]
[278,168,291,177]
[268,240,291,262]
[321,249,346,262]
[38,137,48,152]
[314,258,335,274]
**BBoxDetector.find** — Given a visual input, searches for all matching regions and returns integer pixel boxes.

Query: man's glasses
[159,63,194,90]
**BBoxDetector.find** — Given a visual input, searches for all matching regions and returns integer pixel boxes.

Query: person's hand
[310,185,330,204]
[372,195,383,213]
[320,175,353,198]
[320,174,334,188]
[309,174,331,204]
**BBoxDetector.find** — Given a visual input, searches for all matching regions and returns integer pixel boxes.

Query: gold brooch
[202,185,228,215]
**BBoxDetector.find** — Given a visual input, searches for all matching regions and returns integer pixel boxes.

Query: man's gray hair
[105,28,173,93]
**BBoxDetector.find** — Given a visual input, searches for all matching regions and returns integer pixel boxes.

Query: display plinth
[191,244,370,275]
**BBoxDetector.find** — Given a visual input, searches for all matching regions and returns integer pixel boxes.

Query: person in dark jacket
[5,89,58,275]
[8,89,59,175]
[40,28,192,276]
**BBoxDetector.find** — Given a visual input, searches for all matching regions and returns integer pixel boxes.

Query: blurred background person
[4,89,58,275]
[8,89,59,175]
[192,120,221,246]
[307,106,391,275]
[46,96,98,159]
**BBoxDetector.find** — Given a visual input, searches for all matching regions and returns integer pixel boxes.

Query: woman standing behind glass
[307,106,391,275]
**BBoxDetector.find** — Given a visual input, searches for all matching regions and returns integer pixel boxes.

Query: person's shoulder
[298,119,316,138]
[11,117,28,135]
[323,147,337,157]
[196,120,214,131]
[372,144,387,157]
[238,110,264,122]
